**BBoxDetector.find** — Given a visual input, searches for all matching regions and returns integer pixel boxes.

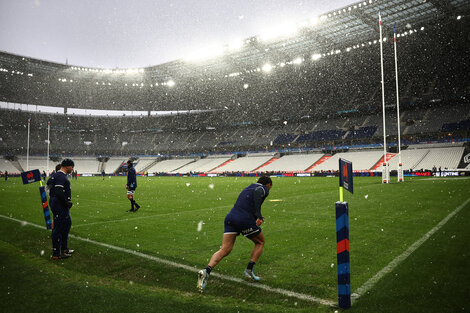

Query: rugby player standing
[126,160,141,212]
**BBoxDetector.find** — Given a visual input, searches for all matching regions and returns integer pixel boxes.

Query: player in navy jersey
[197,176,273,293]
[48,159,75,259]
[126,160,140,212]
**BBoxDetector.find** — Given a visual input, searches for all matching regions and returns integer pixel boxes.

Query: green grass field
[0,175,469,312]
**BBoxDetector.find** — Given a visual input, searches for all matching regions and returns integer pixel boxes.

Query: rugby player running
[197,176,272,292]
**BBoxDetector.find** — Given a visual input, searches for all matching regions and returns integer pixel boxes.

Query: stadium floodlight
[457,15,461,20]
[126,68,139,74]
[243,83,249,89]
[259,22,298,42]
[311,54,322,61]
[228,39,244,51]
[310,16,319,26]
[185,45,225,62]
[262,63,273,73]
[293,57,303,65]
[167,80,175,87]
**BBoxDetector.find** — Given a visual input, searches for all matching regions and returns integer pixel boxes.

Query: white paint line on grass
[0,214,336,307]
[72,205,229,228]
[353,197,470,302]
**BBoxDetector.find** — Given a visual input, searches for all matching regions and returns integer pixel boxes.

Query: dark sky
[0,0,359,68]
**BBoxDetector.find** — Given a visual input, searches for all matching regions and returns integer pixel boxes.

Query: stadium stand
[256,153,323,172]
[387,148,431,171]
[104,157,127,173]
[310,150,385,172]
[0,0,468,170]
[17,156,50,172]
[413,146,465,171]
[73,158,100,174]
[0,157,20,173]
[214,153,275,172]
[146,158,196,173]
[134,157,159,172]
[174,156,234,174]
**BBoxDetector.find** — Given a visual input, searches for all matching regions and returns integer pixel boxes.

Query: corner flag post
[21,169,52,230]
[336,158,353,309]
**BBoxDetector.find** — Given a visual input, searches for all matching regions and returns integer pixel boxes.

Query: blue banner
[339,158,353,194]
[21,169,42,185]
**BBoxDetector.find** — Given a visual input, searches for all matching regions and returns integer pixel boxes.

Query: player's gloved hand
[66,201,73,208]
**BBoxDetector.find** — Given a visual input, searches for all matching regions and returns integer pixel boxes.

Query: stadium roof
[0,0,469,81]
[144,0,470,80]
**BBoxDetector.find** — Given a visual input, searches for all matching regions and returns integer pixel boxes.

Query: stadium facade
[0,0,469,173]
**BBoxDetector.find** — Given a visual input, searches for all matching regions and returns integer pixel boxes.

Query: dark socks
[205,266,212,275]
[247,261,255,271]
[129,198,134,210]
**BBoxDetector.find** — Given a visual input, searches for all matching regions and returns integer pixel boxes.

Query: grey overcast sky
[0,0,358,68]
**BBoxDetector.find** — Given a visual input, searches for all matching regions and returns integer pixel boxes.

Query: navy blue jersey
[127,166,137,189]
[227,183,269,221]
[48,171,71,202]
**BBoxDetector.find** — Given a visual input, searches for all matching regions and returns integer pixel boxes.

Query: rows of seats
[4,145,468,175]
[257,154,323,172]
[414,147,464,170]
[0,157,20,173]
[73,158,100,174]
[309,150,384,172]
[214,155,274,172]
[17,156,51,172]
[346,126,378,139]
[174,157,232,173]
[388,149,431,171]
[146,159,195,173]
[104,157,127,173]
[134,157,159,172]
[2,104,468,156]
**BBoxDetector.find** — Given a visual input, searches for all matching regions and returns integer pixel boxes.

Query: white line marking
[353,197,470,302]
[0,214,335,307]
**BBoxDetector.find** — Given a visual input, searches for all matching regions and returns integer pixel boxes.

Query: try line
[0,213,336,307]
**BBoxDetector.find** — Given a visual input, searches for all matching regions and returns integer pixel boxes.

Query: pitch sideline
[353,197,470,302]
[0,213,336,307]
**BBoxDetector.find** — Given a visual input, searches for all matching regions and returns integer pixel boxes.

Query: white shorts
[127,190,135,195]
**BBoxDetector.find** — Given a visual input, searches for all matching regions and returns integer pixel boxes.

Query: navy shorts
[224,214,261,239]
